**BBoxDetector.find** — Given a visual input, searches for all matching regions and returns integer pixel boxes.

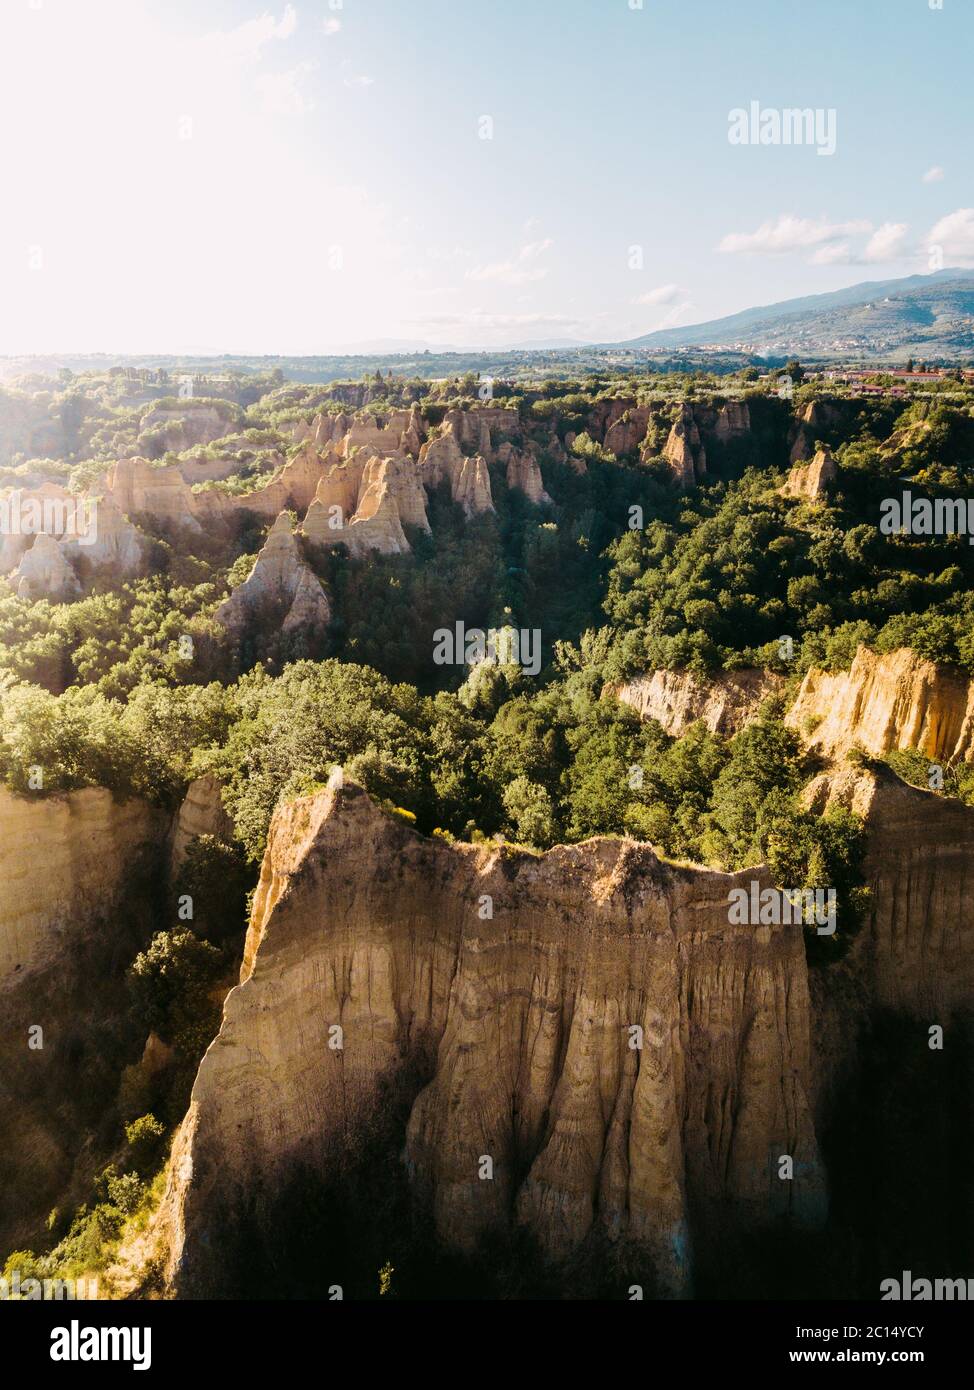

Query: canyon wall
[125,643,974,1298]
[611,667,783,738]
[150,778,824,1298]
[804,764,974,1019]
[170,775,234,874]
[786,645,974,763]
[0,787,168,1253]
[0,787,166,986]
[615,646,974,767]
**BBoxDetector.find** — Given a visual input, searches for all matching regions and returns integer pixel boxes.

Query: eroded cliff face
[780,447,836,501]
[617,646,974,765]
[148,780,824,1298]
[804,765,974,1019]
[104,638,974,1299]
[661,404,707,487]
[610,667,783,738]
[798,761,974,1285]
[786,645,974,763]
[214,512,331,641]
[170,775,234,874]
[0,787,166,986]
[6,403,551,602]
[0,788,168,1252]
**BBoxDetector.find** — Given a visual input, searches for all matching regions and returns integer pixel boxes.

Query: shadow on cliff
[190,1056,663,1301]
[175,1005,974,1301]
[0,866,168,1253]
[695,1008,974,1299]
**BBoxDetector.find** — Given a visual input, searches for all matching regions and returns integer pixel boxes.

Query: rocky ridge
[214,513,331,638]
[780,447,837,501]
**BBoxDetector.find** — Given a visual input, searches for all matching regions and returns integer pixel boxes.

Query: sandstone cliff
[0,787,168,1252]
[786,396,870,465]
[444,405,519,460]
[0,482,76,574]
[170,775,234,875]
[302,454,428,555]
[780,447,837,501]
[452,454,494,517]
[603,405,651,458]
[420,425,495,515]
[661,405,707,488]
[0,483,148,590]
[502,445,551,505]
[72,405,543,548]
[147,780,823,1298]
[611,667,783,737]
[786,645,974,763]
[803,764,974,1018]
[0,787,166,987]
[107,457,202,532]
[214,512,331,639]
[714,400,751,443]
[62,499,149,582]
[328,478,409,556]
[12,532,81,601]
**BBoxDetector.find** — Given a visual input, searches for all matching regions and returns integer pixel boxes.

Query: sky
[0,0,972,355]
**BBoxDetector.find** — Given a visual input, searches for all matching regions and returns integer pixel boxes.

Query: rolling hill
[618,269,974,360]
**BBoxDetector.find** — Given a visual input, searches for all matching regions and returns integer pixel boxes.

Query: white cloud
[466,238,554,285]
[634,283,687,306]
[927,209,974,267]
[341,59,374,88]
[322,18,343,37]
[256,62,317,115]
[720,214,910,266]
[810,222,910,266]
[863,222,909,261]
[519,238,553,262]
[425,245,476,263]
[718,214,872,256]
[653,302,695,331]
[923,166,945,184]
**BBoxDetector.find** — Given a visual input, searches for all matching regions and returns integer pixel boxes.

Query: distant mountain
[616,269,974,360]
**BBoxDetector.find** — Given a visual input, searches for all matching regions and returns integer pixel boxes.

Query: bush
[125,1114,166,1173]
[174,834,252,943]
[127,930,225,1056]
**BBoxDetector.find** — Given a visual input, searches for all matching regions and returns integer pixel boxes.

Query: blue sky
[1,0,971,353]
